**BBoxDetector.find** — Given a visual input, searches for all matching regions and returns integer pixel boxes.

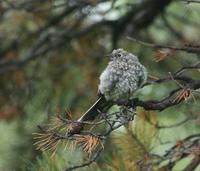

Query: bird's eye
[117,53,122,57]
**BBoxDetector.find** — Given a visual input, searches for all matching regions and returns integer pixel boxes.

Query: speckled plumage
[98,48,147,102]
[68,48,147,135]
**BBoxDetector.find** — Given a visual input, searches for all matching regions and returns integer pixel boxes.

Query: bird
[68,48,147,135]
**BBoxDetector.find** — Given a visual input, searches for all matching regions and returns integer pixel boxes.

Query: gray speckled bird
[68,48,147,135]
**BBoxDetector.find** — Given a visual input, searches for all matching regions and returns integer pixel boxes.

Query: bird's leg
[128,98,139,111]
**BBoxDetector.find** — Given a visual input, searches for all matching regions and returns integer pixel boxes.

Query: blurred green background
[0,0,200,170]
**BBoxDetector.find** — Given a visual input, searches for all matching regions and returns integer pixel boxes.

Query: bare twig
[183,156,200,171]
[63,148,103,171]
[127,37,200,54]
[173,62,200,76]
[180,0,200,4]
[0,0,173,73]
[152,115,196,129]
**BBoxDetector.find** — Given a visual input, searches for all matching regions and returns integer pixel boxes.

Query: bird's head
[109,48,138,61]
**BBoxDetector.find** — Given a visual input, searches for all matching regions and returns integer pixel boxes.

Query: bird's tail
[68,96,112,135]
[78,96,110,122]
